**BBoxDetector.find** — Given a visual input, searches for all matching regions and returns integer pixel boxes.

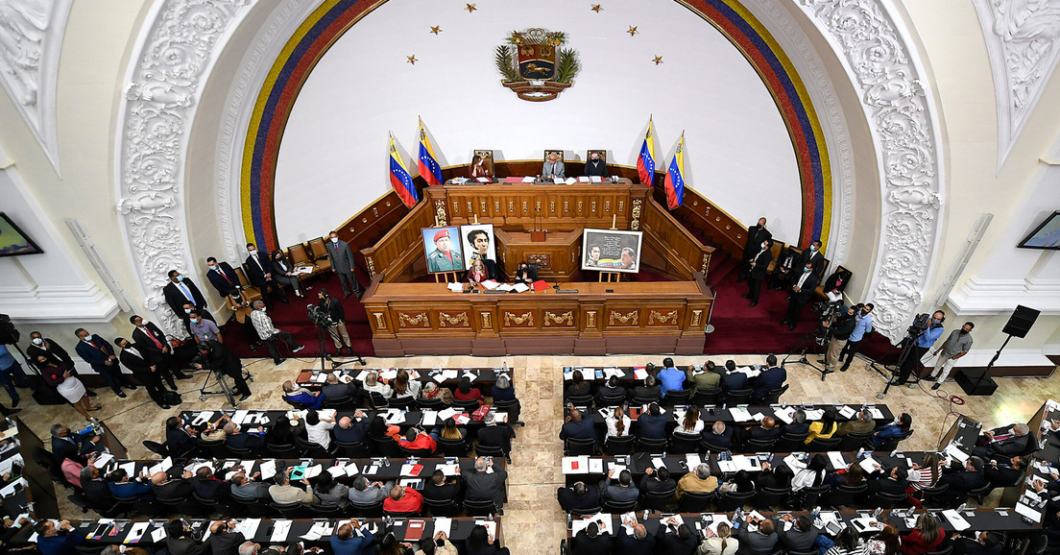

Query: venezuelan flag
[637,118,656,187]
[664,133,686,209]
[389,135,419,208]
[417,119,443,186]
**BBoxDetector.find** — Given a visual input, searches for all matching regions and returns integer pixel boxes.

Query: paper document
[270,520,291,543]
[941,510,971,531]
[433,517,452,539]
[150,526,167,543]
[563,456,590,474]
[774,407,796,425]
[421,411,438,427]
[512,283,529,293]
[93,454,113,469]
[838,406,856,419]
[192,412,214,426]
[945,443,969,463]
[481,280,500,290]
[805,409,825,420]
[521,176,535,183]
[447,283,463,292]
[858,456,880,474]
[123,522,149,544]
[827,451,847,470]
[729,407,754,422]
[259,460,277,481]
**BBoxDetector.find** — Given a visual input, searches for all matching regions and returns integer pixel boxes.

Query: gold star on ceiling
[627,26,639,37]
[407,55,418,65]
[591,4,602,12]
[653,55,663,65]
[465,3,476,13]
[430,26,442,35]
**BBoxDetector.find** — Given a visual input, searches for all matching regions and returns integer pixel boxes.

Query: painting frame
[460,223,496,269]
[581,228,643,274]
[0,212,44,257]
[1018,211,1060,250]
[421,226,466,273]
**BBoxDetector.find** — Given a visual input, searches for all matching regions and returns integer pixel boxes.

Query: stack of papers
[732,455,761,472]
[512,283,530,293]
[433,517,452,538]
[633,367,648,380]
[827,452,847,471]
[805,409,825,420]
[858,456,881,474]
[941,510,971,531]
[730,407,754,422]
[782,454,806,472]
[234,519,260,540]
[774,407,797,425]
[571,515,610,536]
[270,520,292,543]
[481,280,500,290]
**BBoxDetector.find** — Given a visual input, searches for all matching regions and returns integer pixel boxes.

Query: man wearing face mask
[75,328,137,397]
[326,231,363,299]
[244,242,287,309]
[27,331,74,369]
[250,300,304,365]
[742,238,773,307]
[838,303,873,372]
[205,257,241,298]
[130,315,191,381]
[928,322,974,390]
[781,262,819,331]
[188,311,222,343]
[822,305,857,373]
[789,240,825,290]
[163,269,214,324]
[738,217,771,282]
[894,310,946,387]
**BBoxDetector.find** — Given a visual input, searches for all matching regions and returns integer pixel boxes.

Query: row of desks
[573,403,895,428]
[180,409,508,434]
[295,368,506,391]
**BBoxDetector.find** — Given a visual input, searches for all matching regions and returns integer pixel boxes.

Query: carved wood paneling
[544,310,574,327]
[649,309,679,326]
[608,310,638,326]
[438,311,470,327]
[398,312,430,328]
[503,311,534,327]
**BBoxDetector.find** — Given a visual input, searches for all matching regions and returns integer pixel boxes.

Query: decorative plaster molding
[949,275,1060,315]
[749,0,855,273]
[974,0,1060,173]
[116,0,257,335]
[794,0,946,343]
[0,0,71,174]
[217,0,320,263]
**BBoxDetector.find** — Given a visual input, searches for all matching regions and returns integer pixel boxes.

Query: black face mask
[959,329,969,335]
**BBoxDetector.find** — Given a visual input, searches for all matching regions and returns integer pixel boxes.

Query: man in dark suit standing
[27,332,74,369]
[130,315,190,380]
[782,262,819,331]
[743,238,773,307]
[244,243,286,309]
[326,231,362,299]
[792,240,826,283]
[163,270,213,323]
[117,337,172,409]
[205,257,241,298]
[74,329,135,397]
[738,217,772,282]
[751,354,786,403]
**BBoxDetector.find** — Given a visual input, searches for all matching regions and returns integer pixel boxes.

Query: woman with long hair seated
[467,258,488,286]
[605,407,630,438]
[805,409,838,444]
[674,405,704,436]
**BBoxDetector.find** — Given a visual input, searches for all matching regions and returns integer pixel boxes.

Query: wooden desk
[495,228,581,281]
[362,274,712,356]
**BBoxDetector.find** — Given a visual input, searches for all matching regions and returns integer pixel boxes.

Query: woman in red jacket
[899,513,945,555]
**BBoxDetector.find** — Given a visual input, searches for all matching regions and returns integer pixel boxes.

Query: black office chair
[565,437,597,456]
[745,437,777,451]
[641,487,676,511]
[565,394,594,409]
[436,436,470,457]
[196,437,228,459]
[630,394,659,406]
[876,491,909,509]
[690,387,722,406]
[270,501,309,518]
[755,487,791,509]
[463,498,498,517]
[388,397,416,411]
[920,483,955,509]
[806,436,842,452]
[669,433,701,455]
[716,490,755,511]
[474,443,507,458]
[837,432,873,452]
[334,441,371,458]
[226,445,255,459]
[597,392,627,407]
[453,398,481,413]
[603,435,635,456]
[308,503,343,516]
[788,549,819,555]
[700,439,731,454]
[368,434,403,458]
[142,440,169,458]
[967,483,995,505]
[635,437,668,453]
[494,398,523,426]
[725,388,753,405]
[349,499,384,517]
[795,484,831,510]
[294,435,334,458]
[417,398,445,411]
[570,506,603,517]
[827,483,867,508]
[601,498,637,514]
[923,546,954,555]
[678,490,717,512]
[384,509,420,518]
[665,389,692,406]
[400,446,436,458]
[366,392,389,410]
[760,385,789,405]
[323,395,356,410]
[423,498,459,517]
[265,442,300,458]
[282,398,310,410]
[773,433,809,452]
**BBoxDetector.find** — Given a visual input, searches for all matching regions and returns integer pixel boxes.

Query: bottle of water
[502,360,508,373]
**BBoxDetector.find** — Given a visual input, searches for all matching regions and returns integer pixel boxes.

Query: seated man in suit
[584,151,607,178]
[321,373,361,402]
[207,521,244,555]
[542,152,565,180]
[747,416,782,444]
[751,354,786,403]
[784,410,811,436]
[333,413,371,444]
[223,422,266,453]
[229,470,271,502]
[985,456,1026,487]
[867,464,909,495]
[330,521,374,555]
[676,464,717,498]
[776,515,819,552]
[972,423,1031,461]
[165,416,198,458]
[636,403,667,440]
[559,406,595,441]
[631,375,661,403]
[193,467,230,501]
[205,257,241,298]
[150,470,193,501]
[615,518,654,555]
[702,421,733,449]
[738,516,778,554]
[836,410,875,436]
[477,412,515,455]
[51,423,98,466]
[951,531,1003,555]
[654,518,697,555]
[269,469,317,505]
[939,456,987,500]
[244,243,286,309]
[107,468,154,500]
[80,466,115,508]
[464,456,507,510]
[686,361,721,396]
[557,481,600,512]
[572,522,611,555]
[599,469,639,505]
[347,475,392,504]
[719,360,749,392]
[423,469,461,504]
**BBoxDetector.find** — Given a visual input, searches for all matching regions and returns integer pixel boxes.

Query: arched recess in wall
[238,0,832,255]
[117,0,943,343]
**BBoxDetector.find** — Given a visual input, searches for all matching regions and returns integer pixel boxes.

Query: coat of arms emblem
[495,28,580,102]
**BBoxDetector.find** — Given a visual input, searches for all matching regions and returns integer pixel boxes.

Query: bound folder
[405,520,426,541]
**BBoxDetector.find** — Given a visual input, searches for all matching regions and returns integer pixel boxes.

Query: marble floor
[14,352,1059,555]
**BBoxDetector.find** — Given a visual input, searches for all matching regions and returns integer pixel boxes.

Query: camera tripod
[197,365,253,408]
[312,319,366,372]
[874,333,923,399]
[782,328,830,381]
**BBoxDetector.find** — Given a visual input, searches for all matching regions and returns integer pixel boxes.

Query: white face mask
[32,338,43,346]
[330,237,338,243]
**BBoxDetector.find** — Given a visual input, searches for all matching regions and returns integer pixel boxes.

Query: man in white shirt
[249,301,304,365]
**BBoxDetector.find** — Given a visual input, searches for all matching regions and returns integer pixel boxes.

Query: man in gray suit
[542,152,565,180]
[326,231,362,299]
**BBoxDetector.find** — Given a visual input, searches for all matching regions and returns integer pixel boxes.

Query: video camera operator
[893,310,946,387]
[822,305,857,373]
[315,289,352,356]
[191,340,252,401]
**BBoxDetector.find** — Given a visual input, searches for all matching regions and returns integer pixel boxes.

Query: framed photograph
[1018,211,1060,250]
[460,223,496,269]
[471,150,494,179]
[421,226,466,273]
[581,228,643,274]
[0,213,43,257]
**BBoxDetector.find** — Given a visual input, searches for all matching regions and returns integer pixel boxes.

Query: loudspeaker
[955,368,998,396]
[1002,305,1040,338]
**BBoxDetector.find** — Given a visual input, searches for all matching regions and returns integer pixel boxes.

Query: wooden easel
[434,272,458,283]
[599,214,622,282]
